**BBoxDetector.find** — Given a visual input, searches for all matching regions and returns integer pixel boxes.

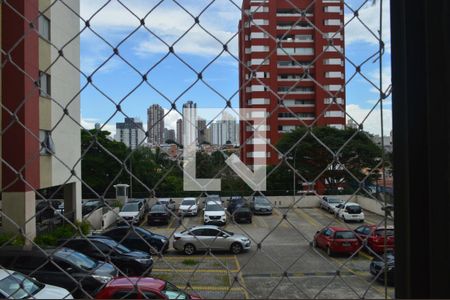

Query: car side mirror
[316,231,320,234]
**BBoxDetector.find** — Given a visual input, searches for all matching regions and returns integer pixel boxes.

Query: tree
[274,127,382,194]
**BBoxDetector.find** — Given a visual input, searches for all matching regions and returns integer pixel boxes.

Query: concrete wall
[102,207,119,229]
[83,208,103,230]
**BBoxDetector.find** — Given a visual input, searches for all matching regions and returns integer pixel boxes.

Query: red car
[313,226,360,256]
[354,225,395,254]
[95,277,201,299]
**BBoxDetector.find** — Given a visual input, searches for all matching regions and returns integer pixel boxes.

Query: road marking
[160,255,236,260]
[167,217,175,229]
[359,251,373,260]
[153,268,239,273]
[294,208,320,227]
[234,256,250,300]
[190,286,245,292]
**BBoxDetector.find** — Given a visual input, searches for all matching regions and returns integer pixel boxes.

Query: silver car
[173,225,251,255]
[250,196,273,215]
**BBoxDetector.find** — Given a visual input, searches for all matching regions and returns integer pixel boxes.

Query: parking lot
[142,206,395,299]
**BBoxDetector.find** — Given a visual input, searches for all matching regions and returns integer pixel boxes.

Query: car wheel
[327,246,333,257]
[184,244,196,255]
[230,242,243,254]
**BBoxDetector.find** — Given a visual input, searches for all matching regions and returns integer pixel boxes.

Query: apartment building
[1,0,81,239]
[147,104,165,145]
[115,117,146,149]
[239,0,346,165]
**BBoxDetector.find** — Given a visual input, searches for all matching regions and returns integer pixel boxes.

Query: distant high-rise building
[176,119,183,145]
[210,112,240,146]
[198,118,207,145]
[147,104,164,145]
[239,0,346,164]
[163,128,176,142]
[183,101,197,146]
[115,117,145,149]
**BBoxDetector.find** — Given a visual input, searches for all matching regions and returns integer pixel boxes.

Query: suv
[118,201,146,225]
[178,198,198,216]
[128,199,149,214]
[0,247,118,298]
[320,197,344,214]
[227,196,246,215]
[203,201,226,226]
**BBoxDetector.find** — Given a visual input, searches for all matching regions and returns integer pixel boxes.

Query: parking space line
[190,286,245,292]
[161,255,236,260]
[234,256,250,299]
[294,208,320,227]
[153,268,239,273]
[166,217,175,229]
[359,251,373,260]
[253,215,268,228]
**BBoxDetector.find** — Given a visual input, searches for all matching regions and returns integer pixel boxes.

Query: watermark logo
[183,108,267,191]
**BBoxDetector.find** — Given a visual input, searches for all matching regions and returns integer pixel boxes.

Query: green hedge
[0,233,25,247]
[34,220,91,247]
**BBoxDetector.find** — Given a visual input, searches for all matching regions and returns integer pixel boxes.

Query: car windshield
[162,282,189,300]
[0,273,43,299]
[55,249,97,271]
[206,203,223,211]
[96,239,131,254]
[328,198,342,204]
[158,199,169,204]
[84,201,100,207]
[181,200,196,206]
[151,205,166,212]
[122,203,139,212]
[335,231,355,239]
[375,229,395,236]
[346,205,362,214]
[255,197,270,205]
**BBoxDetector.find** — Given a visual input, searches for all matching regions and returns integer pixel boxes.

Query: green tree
[273,127,382,194]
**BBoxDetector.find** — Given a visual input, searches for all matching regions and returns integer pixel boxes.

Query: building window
[39,71,51,97]
[39,15,51,41]
[39,130,55,155]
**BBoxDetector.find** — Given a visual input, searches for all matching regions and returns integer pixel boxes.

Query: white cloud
[347,103,392,135]
[163,109,182,130]
[368,66,392,94]
[345,0,391,50]
[80,0,239,58]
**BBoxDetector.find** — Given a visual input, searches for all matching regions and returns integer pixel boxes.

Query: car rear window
[335,231,356,239]
[346,205,362,214]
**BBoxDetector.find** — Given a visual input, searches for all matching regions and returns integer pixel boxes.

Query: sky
[78,0,392,137]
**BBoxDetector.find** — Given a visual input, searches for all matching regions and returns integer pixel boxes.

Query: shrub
[34,220,91,247]
[0,233,25,247]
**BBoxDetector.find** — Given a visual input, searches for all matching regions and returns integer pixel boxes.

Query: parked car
[313,226,360,256]
[335,202,365,222]
[36,200,62,222]
[128,199,149,214]
[232,206,253,224]
[173,225,251,255]
[178,198,198,216]
[99,226,169,254]
[250,196,273,215]
[58,236,153,276]
[95,277,201,299]
[156,198,176,212]
[203,194,222,205]
[203,200,226,226]
[354,225,395,253]
[0,247,118,298]
[320,197,344,213]
[226,196,246,215]
[148,204,172,225]
[118,201,146,225]
[0,269,73,299]
[82,200,105,216]
[369,251,395,285]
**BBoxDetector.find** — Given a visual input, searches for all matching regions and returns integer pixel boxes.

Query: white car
[0,269,72,299]
[118,201,145,225]
[335,202,365,222]
[320,197,344,213]
[178,198,198,216]
[203,201,227,225]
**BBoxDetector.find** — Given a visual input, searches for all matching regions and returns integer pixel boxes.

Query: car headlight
[241,238,249,242]
[92,275,112,284]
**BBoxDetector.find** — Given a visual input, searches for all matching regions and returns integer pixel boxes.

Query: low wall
[83,208,103,230]
[102,207,119,229]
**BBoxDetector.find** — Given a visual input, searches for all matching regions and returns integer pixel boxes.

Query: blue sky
[78,0,392,136]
